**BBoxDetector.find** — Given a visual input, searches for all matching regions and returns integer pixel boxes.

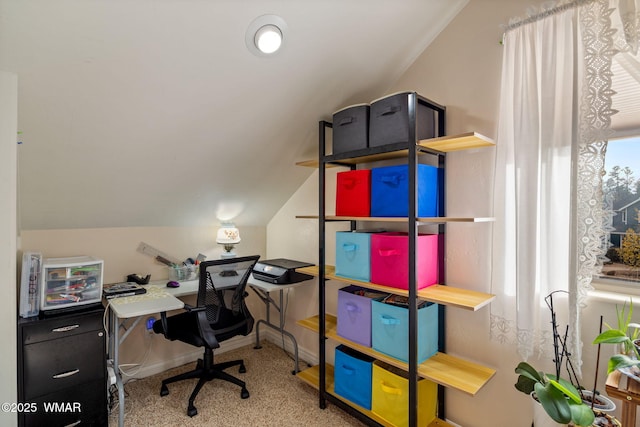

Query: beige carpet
[108,340,366,426]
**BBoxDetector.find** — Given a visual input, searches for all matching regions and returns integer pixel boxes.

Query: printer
[252,258,314,285]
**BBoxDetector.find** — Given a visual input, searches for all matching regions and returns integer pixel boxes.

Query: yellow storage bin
[371,361,437,427]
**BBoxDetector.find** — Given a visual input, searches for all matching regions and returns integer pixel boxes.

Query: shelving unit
[296,92,496,426]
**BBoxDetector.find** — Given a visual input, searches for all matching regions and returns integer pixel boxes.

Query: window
[598,135,640,287]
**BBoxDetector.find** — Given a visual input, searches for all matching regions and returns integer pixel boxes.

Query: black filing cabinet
[17,304,107,426]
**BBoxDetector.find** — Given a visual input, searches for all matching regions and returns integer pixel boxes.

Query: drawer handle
[52,324,80,333]
[53,369,80,379]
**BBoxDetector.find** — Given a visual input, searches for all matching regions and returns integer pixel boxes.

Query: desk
[106,283,185,427]
[106,275,311,426]
[249,278,313,374]
[606,369,640,426]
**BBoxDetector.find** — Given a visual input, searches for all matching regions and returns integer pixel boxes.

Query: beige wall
[266,0,632,425]
[1,71,18,427]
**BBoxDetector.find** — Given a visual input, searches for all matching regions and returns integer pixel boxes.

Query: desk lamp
[217,224,241,259]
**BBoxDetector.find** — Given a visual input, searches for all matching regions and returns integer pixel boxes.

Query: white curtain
[490,0,639,368]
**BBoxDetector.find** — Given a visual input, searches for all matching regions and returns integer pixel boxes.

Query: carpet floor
[108,340,366,426]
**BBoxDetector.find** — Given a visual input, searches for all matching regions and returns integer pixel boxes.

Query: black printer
[252,258,314,284]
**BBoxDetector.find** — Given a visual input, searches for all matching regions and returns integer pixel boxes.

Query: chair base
[159,349,249,417]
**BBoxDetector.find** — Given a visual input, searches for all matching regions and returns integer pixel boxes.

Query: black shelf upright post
[407,92,419,427]
[318,120,329,410]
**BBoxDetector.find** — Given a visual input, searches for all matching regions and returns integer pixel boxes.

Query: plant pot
[531,392,565,427]
[580,390,616,412]
[569,412,621,427]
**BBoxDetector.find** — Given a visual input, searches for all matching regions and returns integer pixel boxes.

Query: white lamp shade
[216,226,241,244]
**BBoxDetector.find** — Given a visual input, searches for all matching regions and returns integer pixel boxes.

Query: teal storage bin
[335,231,375,282]
[371,297,438,363]
[334,345,375,409]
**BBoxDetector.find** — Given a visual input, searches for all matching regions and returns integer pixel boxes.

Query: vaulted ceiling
[0,0,468,230]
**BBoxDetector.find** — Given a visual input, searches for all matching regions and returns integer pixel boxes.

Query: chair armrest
[195,310,220,349]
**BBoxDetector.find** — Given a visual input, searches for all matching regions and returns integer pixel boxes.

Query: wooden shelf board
[295,215,495,223]
[295,132,495,167]
[297,365,452,427]
[296,265,495,311]
[418,132,495,153]
[297,314,496,396]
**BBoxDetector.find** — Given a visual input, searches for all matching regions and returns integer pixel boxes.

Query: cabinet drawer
[21,309,103,345]
[23,330,105,400]
[21,378,107,427]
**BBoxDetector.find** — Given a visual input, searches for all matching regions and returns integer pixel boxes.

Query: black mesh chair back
[152,254,260,417]
[199,256,257,339]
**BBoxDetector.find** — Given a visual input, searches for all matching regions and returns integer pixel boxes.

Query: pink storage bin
[370,232,438,290]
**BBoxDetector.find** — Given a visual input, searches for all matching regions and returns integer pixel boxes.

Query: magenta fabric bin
[370,232,439,290]
[337,285,387,347]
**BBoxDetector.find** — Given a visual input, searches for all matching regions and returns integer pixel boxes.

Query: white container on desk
[40,256,104,311]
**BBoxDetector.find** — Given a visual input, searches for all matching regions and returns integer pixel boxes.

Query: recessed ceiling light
[246,14,288,57]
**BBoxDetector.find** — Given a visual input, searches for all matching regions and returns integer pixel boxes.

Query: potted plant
[515,291,621,427]
[592,299,640,374]
[515,361,596,426]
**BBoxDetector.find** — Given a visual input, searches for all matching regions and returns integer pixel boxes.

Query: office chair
[152,255,260,417]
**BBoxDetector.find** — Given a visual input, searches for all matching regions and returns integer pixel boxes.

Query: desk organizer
[370,232,438,290]
[337,285,388,347]
[168,264,199,281]
[371,296,438,363]
[370,164,441,217]
[334,345,376,410]
[336,170,371,217]
[371,361,437,426]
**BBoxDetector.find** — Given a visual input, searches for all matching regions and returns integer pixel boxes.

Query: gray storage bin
[369,92,435,147]
[332,103,370,154]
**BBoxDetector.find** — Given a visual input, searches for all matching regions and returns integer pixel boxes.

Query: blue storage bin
[335,231,374,282]
[371,297,438,363]
[370,164,441,217]
[334,345,375,409]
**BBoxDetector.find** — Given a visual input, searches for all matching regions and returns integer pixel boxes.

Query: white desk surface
[107,274,313,319]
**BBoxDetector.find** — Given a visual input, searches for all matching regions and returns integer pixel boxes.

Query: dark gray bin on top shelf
[332,104,370,154]
[369,92,435,147]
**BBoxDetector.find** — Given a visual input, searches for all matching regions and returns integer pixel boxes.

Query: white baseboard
[127,327,318,381]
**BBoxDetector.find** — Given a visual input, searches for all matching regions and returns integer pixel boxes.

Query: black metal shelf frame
[317,92,447,426]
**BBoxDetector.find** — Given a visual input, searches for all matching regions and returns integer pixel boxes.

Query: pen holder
[168,265,199,281]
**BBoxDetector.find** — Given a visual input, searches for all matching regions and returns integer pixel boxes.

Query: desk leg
[251,288,301,374]
[110,312,125,427]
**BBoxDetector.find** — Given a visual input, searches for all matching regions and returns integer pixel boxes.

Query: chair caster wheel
[160,384,169,396]
[241,388,250,399]
[239,364,246,374]
[187,406,197,417]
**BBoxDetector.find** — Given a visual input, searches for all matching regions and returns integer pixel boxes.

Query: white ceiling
[0,0,468,230]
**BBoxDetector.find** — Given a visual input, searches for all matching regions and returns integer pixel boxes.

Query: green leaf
[593,329,629,344]
[514,375,536,395]
[607,353,640,373]
[535,382,571,424]
[515,362,543,383]
[547,377,582,404]
[569,400,595,427]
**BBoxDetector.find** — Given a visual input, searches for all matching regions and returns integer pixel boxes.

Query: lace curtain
[490,0,639,369]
